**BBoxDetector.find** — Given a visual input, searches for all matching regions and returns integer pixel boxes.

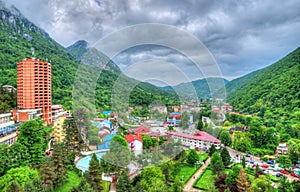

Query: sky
[3,0,300,85]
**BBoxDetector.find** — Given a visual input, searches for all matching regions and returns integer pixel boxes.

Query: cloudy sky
[4,0,300,85]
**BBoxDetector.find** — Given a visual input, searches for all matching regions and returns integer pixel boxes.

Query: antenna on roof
[30,47,35,57]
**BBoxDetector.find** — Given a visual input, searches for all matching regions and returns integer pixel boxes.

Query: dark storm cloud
[3,0,300,81]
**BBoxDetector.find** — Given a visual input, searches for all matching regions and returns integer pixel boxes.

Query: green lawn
[102,180,110,192]
[198,152,209,162]
[193,169,216,190]
[54,171,82,192]
[174,163,201,184]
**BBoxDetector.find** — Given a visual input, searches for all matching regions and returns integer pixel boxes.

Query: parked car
[245,154,251,157]
[280,170,289,175]
[276,173,283,178]
[291,172,299,178]
[267,160,275,165]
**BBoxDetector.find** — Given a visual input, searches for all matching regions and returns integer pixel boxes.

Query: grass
[198,152,209,162]
[54,171,82,192]
[174,163,201,184]
[102,180,111,192]
[193,169,216,190]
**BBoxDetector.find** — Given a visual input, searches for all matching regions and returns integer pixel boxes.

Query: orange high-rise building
[13,58,52,125]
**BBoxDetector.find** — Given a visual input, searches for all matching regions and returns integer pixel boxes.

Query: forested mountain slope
[0,3,179,110]
[161,78,229,99]
[227,47,300,122]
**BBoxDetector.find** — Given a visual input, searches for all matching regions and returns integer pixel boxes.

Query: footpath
[183,157,211,192]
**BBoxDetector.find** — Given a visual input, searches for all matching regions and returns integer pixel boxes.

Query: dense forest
[0,5,179,111]
[227,47,300,126]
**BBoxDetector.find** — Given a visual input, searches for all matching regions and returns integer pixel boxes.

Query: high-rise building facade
[13,58,52,125]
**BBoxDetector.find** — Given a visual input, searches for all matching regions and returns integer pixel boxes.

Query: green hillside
[227,47,300,123]
[161,77,228,99]
[0,5,179,110]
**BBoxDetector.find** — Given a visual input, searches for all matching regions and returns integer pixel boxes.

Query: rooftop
[166,131,220,143]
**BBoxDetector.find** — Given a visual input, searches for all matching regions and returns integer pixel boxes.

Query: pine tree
[220,148,231,166]
[187,149,199,165]
[197,119,204,131]
[71,179,94,192]
[63,116,85,152]
[242,156,246,168]
[86,153,103,192]
[52,144,68,188]
[236,168,252,192]
[209,144,217,156]
[211,152,224,175]
[7,181,23,192]
[116,171,133,192]
[39,158,56,191]
[24,178,44,192]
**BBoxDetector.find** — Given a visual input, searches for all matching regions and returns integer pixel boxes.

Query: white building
[166,131,221,151]
[125,133,143,155]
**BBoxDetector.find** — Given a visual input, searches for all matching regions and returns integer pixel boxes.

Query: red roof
[166,131,220,143]
[129,125,150,133]
[125,134,142,143]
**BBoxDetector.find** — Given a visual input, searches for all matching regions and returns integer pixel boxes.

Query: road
[226,147,299,182]
[183,157,210,192]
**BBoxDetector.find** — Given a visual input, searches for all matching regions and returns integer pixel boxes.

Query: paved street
[226,147,299,182]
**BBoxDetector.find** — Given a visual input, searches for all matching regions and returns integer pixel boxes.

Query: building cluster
[0,58,70,146]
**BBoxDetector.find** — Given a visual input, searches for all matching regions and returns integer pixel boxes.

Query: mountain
[66,40,121,73]
[161,78,229,99]
[226,47,300,121]
[0,3,179,110]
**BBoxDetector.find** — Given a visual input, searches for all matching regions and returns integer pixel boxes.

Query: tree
[101,135,131,174]
[179,111,190,129]
[277,155,292,169]
[160,160,174,182]
[172,176,184,192]
[187,149,199,165]
[209,144,217,156]
[142,135,153,149]
[223,120,231,127]
[225,165,241,191]
[116,171,133,192]
[24,178,44,192]
[278,177,295,192]
[63,116,85,152]
[174,150,186,162]
[287,139,300,163]
[52,144,68,188]
[151,150,163,165]
[140,166,166,191]
[197,119,204,131]
[220,148,231,166]
[253,175,273,192]
[71,179,94,192]
[16,119,53,165]
[0,166,39,192]
[211,152,224,175]
[214,174,227,192]
[232,131,252,152]
[219,131,232,146]
[242,156,246,168]
[236,168,252,192]
[0,142,30,176]
[7,181,23,192]
[39,158,56,191]
[86,153,103,192]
